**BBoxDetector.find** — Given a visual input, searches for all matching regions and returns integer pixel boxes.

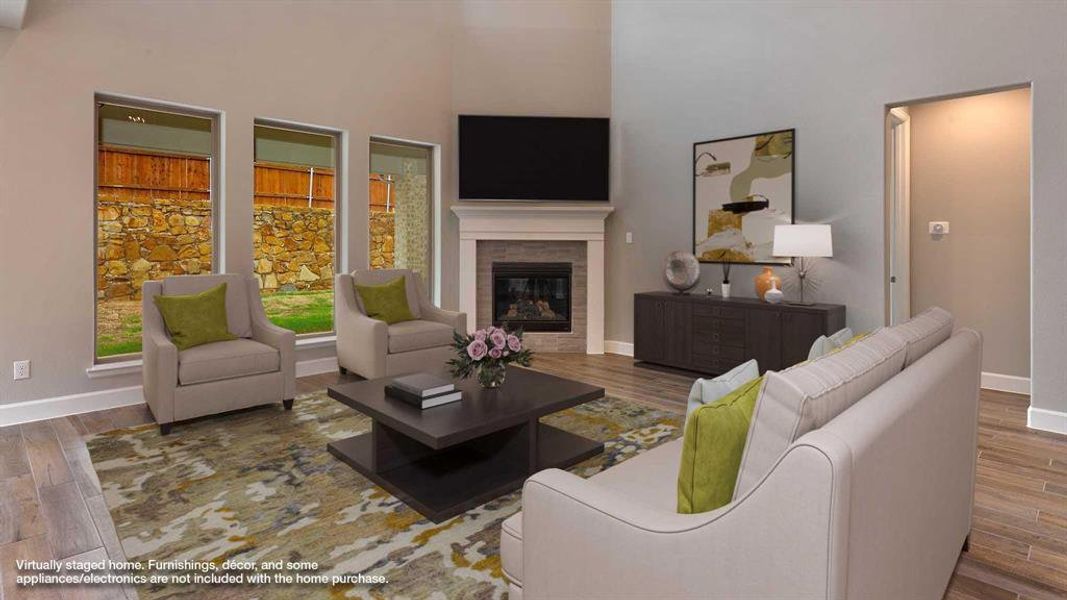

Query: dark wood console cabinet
[634,292,845,375]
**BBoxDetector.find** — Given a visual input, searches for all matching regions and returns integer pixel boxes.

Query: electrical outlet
[13,360,30,381]
[626,231,633,244]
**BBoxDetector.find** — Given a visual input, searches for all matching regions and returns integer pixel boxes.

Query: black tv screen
[459,115,609,201]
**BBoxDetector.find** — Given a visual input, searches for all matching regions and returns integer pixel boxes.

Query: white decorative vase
[721,282,731,299]
[764,280,784,304]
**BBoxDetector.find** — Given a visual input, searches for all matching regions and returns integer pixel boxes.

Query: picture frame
[692,128,795,265]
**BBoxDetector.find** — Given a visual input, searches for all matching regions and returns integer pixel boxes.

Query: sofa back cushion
[888,306,954,367]
[733,328,907,498]
[162,274,252,338]
[351,269,422,319]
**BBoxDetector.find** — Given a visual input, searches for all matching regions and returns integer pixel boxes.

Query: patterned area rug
[87,389,682,599]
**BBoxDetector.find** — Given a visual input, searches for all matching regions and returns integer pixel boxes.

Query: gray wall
[609,2,1066,417]
[909,88,1030,378]
[0,0,609,406]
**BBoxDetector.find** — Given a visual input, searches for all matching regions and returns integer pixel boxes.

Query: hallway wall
[909,88,1030,378]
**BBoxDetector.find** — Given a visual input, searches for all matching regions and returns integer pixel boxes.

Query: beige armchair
[142,273,296,435]
[335,269,465,379]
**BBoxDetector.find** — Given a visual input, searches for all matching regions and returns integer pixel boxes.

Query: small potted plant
[448,325,533,388]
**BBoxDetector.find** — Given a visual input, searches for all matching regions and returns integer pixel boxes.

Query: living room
[1,1,1065,599]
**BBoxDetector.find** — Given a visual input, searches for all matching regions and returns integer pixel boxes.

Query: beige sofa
[142,274,296,435]
[335,269,466,379]
[502,308,980,599]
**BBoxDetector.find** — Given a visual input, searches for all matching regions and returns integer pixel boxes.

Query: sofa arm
[520,438,849,599]
[335,273,388,378]
[247,277,297,400]
[420,304,467,333]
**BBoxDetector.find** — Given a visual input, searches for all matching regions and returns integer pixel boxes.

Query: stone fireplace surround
[452,204,614,354]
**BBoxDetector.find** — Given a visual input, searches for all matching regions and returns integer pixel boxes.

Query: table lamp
[772,224,833,305]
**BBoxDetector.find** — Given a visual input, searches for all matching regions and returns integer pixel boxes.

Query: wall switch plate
[929,221,950,235]
[13,360,30,380]
[626,231,633,244]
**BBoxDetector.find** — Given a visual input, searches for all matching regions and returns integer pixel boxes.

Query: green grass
[96,290,334,358]
[262,290,334,335]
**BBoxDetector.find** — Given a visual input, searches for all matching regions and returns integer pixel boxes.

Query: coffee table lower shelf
[327,423,603,523]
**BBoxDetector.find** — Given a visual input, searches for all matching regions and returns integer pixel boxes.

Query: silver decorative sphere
[664,251,700,293]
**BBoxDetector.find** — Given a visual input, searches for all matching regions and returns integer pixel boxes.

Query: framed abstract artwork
[692,129,795,264]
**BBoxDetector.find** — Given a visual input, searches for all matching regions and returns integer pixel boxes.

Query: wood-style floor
[1,353,1064,599]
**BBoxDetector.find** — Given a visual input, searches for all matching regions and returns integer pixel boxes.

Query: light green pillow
[677,375,763,514]
[153,283,236,351]
[355,276,415,325]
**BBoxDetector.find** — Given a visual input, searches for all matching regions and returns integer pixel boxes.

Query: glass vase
[477,363,507,388]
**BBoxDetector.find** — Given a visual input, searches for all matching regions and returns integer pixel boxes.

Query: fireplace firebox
[492,262,572,332]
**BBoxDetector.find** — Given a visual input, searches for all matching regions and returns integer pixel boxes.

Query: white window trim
[93,92,225,365]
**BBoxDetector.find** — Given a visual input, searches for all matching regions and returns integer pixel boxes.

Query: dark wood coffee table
[326,366,605,523]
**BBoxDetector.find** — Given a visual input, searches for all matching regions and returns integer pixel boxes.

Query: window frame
[368,136,439,304]
[92,93,223,364]
[253,118,345,340]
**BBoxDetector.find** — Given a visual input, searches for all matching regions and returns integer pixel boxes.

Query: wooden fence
[97,145,338,209]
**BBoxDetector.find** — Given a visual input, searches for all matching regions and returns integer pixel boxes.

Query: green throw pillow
[152,283,236,351]
[355,276,415,324]
[677,375,763,514]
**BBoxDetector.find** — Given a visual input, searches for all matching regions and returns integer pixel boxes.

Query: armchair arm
[246,276,296,400]
[419,303,467,333]
[520,437,849,599]
[336,273,388,378]
[415,277,466,333]
[141,282,178,424]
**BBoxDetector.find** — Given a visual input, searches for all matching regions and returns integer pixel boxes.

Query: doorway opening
[885,85,1031,393]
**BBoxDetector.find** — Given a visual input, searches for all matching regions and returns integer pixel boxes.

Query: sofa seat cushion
[179,339,280,386]
[889,306,954,367]
[387,320,454,354]
[589,437,686,513]
[501,513,523,585]
[734,328,907,498]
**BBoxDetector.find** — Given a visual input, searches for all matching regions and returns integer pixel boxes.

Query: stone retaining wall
[97,199,334,300]
[370,211,395,269]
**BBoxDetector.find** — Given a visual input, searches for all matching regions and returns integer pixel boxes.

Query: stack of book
[385,373,462,409]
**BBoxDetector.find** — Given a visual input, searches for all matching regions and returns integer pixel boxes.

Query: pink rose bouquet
[448,325,533,388]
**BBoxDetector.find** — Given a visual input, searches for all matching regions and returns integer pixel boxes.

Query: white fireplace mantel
[451,203,614,354]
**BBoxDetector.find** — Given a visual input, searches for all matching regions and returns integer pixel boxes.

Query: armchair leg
[339,366,348,375]
[160,423,173,436]
[283,399,294,410]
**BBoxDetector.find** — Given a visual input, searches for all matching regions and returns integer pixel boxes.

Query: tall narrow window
[254,123,339,335]
[95,100,216,360]
[369,140,433,292]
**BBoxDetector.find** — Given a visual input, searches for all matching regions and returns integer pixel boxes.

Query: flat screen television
[459,115,609,201]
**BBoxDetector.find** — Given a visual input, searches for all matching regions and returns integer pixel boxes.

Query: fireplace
[492,262,572,332]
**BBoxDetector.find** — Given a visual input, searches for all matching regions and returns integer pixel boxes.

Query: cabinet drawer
[692,342,746,363]
[693,304,746,321]
[693,328,745,348]
[693,315,746,335]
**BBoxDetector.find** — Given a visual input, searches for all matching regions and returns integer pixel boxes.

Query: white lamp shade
[773,224,833,258]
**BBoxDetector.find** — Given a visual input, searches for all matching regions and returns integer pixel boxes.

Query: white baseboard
[604,340,634,357]
[1,357,339,426]
[296,357,339,378]
[0,385,143,426]
[1027,406,1067,436]
[981,371,1031,395]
